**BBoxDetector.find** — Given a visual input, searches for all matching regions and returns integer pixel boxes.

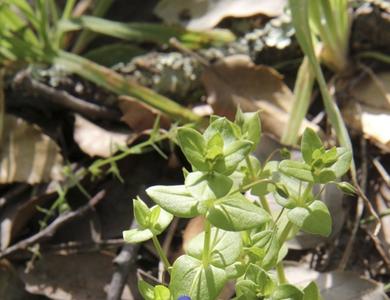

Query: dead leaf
[74,114,134,158]
[18,253,135,300]
[154,0,287,30]
[343,103,390,151]
[119,96,171,132]
[284,262,388,300]
[0,115,63,184]
[350,72,390,110]
[202,55,317,139]
[343,71,390,151]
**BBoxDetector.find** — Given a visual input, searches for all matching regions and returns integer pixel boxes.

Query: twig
[0,190,105,259]
[107,220,141,300]
[373,157,390,187]
[13,69,120,120]
[338,137,368,270]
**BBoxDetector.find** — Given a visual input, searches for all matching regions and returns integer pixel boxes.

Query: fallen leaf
[119,96,171,132]
[18,253,135,300]
[154,0,287,30]
[343,103,390,151]
[343,71,390,151]
[0,186,56,250]
[284,262,388,300]
[74,114,134,158]
[202,55,317,139]
[0,115,63,184]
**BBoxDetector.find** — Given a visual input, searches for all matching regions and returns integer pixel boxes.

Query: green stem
[278,221,293,245]
[152,235,171,273]
[260,195,272,215]
[202,220,212,267]
[276,262,288,284]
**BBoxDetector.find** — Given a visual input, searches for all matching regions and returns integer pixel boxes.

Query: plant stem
[260,195,272,215]
[202,220,212,267]
[152,235,171,273]
[276,262,288,284]
[278,221,293,245]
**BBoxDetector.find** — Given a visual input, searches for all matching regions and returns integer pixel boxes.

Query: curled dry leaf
[202,55,317,139]
[119,96,171,132]
[154,0,287,30]
[343,72,390,151]
[74,114,134,158]
[284,262,388,300]
[0,115,63,184]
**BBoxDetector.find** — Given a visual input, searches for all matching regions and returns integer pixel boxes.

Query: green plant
[123,111,353,300]
[282,0,351,147]
[0,0,233,124]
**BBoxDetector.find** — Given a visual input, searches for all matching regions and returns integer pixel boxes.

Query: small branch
[13,70,120,120]
[106,220,141,300]
[0,190,106,259]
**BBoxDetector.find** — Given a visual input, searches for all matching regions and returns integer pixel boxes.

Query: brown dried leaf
[202,55,317,139]
[343,71,390,151]
[119,96,171,132]
[0,115,63,184]
[155,0,287,30]
[74,114,134,158]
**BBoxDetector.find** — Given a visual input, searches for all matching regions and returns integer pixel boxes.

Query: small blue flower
[178,296,191,300]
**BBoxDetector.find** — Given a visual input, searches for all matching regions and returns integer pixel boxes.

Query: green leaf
[244,264,276,296]
[216,140,253,175]
[288,200,332,237]
[133,198,150,228]
[154,285,171,300]
[303,281,322,300]
[328,147,352,178]
[204,117,239,146]
[84,43,144,66]
[235,108,261,150]
[177,127,208,171]
[185,171,233,201]
[261,233,280,270]
[315,169,336,183]
[150,206,173,235]
[301,128,323,164]
[207,193,271,231]
[138,279,155,300]
[279,160,314,182]
[205,133,224,160]
[170,255,227,300]
[272,284,304,300]
[235,280,258,300]
[335,181,356,196]
[251,230,273,248]
[146,185,199,218]
[225,261,246,279]
[187,228,241,268]
[123,228,153,243]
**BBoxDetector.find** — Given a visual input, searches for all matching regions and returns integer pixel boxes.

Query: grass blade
[289,0,354,175]
[281,56,315,145]
[54,51,202,124]
[59,16,235,49]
